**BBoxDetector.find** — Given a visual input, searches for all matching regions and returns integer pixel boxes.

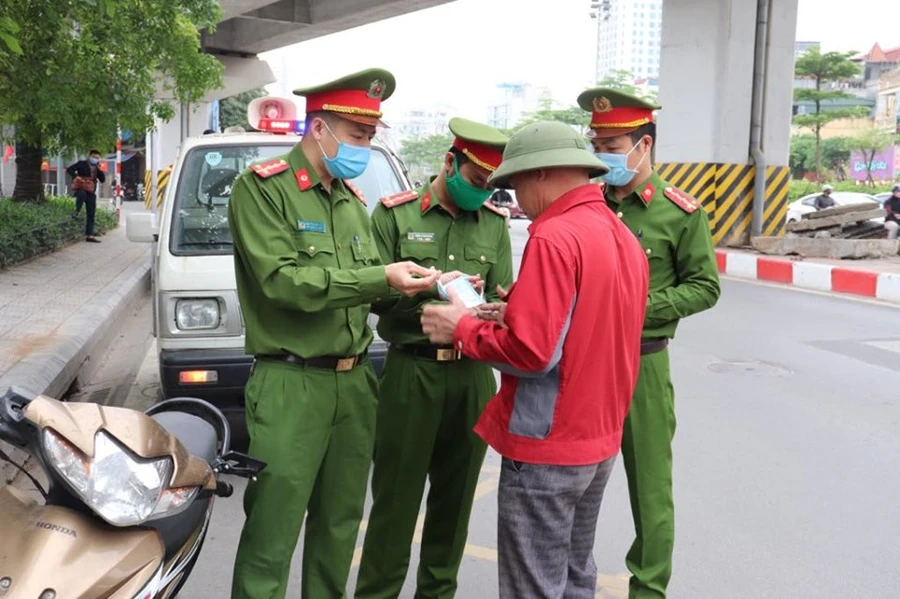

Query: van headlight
[42,429,200,527]
[175,298,221,330]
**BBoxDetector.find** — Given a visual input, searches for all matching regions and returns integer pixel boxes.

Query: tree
[821,137,853,180]
[220,88,268,130]
[596,68,658,103]
[514,106,590,130]
[789,134,816,177]
[790,134,852,179]
[849,126,895,186]
[0,15,22,62]
[793,47,866,181]
[399,133,454,179]
[0,0,223,201]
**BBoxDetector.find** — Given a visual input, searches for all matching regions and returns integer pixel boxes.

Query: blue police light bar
[257,118,305,135]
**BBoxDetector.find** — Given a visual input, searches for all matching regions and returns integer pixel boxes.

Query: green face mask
[446,156,491,211]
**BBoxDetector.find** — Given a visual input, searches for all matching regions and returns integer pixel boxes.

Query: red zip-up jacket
[454,184,649,466]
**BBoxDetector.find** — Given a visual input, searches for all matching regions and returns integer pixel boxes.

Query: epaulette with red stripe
[380,190,418,208]
[664,186,701,214]
[250,158,289,179]
[344,180,366,206]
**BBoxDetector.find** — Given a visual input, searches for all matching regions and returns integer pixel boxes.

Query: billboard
[849,145,899,182]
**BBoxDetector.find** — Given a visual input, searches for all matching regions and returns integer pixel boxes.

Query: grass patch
[0,197,117,270]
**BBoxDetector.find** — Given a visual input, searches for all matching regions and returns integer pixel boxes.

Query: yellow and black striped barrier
[656,162,790,246]
[143,169,153,209]
[156,167,172,211]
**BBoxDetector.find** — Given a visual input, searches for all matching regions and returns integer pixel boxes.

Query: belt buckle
[335,357,357,372]
[435,348,460,362]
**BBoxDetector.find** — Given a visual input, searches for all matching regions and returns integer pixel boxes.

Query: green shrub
[0,197,117,270]
[788,179,895,201]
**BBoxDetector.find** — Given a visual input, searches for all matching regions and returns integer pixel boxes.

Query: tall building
[591,0,663,84]
[485,83,548,130]
[794,41,820,58]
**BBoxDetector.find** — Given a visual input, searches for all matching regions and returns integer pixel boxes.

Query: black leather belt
[640,338,669,356]
[394,343,464,362]
[258,352,365,372]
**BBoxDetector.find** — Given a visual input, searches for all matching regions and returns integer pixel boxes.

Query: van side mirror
[126,212,159,243]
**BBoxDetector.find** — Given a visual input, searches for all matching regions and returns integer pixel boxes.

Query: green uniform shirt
[228,143,390,358]
[371,182,514,346]
[605,170,721,339]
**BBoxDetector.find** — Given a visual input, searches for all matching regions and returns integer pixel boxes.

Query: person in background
[67,149,106,243]
[814,184,836,210]
[421,121,649,599]
[885,184,900,239]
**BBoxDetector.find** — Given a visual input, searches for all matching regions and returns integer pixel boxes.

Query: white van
[127,128,412,428]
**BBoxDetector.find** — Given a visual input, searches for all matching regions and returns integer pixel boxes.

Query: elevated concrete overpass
[210,0,453,56]
[149,0,456,178]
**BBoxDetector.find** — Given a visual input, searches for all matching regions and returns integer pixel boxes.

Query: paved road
[122,219,900,598]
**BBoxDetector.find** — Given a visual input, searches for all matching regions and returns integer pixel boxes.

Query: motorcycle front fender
[0,485,165,598]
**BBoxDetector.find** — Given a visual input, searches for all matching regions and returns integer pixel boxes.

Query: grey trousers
[886,221,899,240]
[497,455,617,599]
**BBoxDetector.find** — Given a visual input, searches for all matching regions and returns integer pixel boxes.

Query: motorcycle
[0,386,265,598]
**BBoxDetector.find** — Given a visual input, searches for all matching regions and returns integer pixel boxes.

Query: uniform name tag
[297,220,327,234]
[407,232,435,243]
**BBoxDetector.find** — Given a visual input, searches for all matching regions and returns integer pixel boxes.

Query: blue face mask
[89,157,99,166]
[595,140,646,188]
[318,121,371,179]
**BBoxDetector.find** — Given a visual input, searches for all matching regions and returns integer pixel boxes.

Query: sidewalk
[0,201,150,483]
[716,248,900,304]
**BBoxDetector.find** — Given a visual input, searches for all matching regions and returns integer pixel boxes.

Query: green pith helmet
[489,121,609,189]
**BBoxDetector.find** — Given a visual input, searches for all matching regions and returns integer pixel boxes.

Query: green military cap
[577,87,661,138]
[294,68,397,127]
[488,121,609,189]
[448,117,509,173]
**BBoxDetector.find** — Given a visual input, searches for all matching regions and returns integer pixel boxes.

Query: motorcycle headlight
[42,429,200,527]
[175,298,221,330]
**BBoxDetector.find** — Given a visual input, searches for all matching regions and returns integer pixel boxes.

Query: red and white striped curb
[716,250,900,304]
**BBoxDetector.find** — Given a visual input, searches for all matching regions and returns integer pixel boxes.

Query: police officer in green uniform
[577,88,721,599]
[356,118,513,599]
[227,68,440,599]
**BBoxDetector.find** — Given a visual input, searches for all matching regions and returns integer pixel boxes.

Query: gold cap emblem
[592,96,613,113]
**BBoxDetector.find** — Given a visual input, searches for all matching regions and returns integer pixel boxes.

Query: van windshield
[170,142,407,255]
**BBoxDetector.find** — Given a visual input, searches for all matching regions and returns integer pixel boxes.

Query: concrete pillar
[145,54,275,211]
[656,0,798,246]
[156,101,212,170]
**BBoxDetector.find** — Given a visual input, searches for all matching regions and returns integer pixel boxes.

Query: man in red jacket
[421,120,649,599]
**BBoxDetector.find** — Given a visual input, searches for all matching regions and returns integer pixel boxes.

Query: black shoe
[86,236,101,243]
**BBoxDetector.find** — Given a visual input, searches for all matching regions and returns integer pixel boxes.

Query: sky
[260,0,900,122]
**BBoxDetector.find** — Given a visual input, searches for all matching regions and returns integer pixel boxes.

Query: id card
[438,276,485,309]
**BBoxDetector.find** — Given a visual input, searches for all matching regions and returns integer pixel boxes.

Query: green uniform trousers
[355,347,496,599]
[621,348,676,599]
[231,358,378,599]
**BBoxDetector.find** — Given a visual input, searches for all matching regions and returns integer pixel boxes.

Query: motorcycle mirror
[0,386,37,447]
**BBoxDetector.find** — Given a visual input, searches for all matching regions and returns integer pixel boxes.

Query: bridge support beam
[656,0,798,246]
